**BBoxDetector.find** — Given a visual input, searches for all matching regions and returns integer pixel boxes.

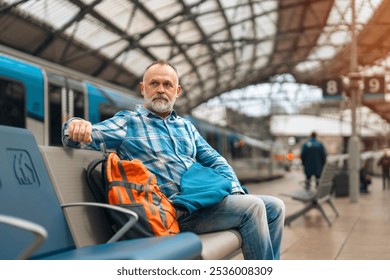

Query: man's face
[140,64,181,117]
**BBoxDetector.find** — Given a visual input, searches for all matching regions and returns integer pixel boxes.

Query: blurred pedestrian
[378,150,390,190]
[359,160,372,194]
[300,131,327,190]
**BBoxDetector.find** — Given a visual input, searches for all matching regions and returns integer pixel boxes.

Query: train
[0,45,285,182]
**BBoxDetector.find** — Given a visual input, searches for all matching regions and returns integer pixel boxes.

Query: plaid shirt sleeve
[62,111,129,151]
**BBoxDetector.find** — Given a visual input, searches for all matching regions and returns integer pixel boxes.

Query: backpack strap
[85,152,119,235]
[86,157,108,203]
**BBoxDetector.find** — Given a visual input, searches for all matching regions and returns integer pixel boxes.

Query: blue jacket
[172,162,232,214]
[301,138,327,178]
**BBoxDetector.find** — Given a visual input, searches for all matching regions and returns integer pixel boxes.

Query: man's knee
[266,196,285,221]
[237,195,285,218]
[227,195,267,216]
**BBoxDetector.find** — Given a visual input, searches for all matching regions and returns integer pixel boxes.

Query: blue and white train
[0,46,285,182]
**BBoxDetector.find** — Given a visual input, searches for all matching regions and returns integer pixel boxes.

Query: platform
[241,169,390,260]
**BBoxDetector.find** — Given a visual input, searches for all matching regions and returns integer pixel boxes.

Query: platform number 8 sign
[322,78,342,98]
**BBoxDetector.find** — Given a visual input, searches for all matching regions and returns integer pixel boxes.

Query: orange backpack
[87,152,180,239]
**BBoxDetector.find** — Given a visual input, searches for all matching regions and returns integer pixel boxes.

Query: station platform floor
[243,168,390,260]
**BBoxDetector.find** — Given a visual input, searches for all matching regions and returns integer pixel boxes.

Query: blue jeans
[178,194,285,260]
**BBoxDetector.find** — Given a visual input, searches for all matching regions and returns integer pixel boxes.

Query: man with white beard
[62,60,285,260]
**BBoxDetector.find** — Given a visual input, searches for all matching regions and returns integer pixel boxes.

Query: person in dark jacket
[378,150,390,190]
[359,160,372,194]
[300,132,327,190]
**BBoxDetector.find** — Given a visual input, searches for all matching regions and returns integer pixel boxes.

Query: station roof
[1,0,390,119]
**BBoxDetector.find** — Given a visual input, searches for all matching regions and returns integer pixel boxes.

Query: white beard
[145,94,176,114]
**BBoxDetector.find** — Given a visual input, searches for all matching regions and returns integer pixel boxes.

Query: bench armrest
[61,202,138,243]
[0,214,48,259]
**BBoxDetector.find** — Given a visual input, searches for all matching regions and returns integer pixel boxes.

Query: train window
[48,84,62,146]
[99,103,117,121]
[230,139,251,159]
[206,133,220,152]
[0,77,25,128]
[73,89,84,119]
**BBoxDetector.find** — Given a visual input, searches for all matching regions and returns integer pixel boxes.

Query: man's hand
[67,119,93,143]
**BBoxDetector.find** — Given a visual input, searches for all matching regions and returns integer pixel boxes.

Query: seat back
[0,125,75,259]
[316,161,339,200]
[39,146,112,247]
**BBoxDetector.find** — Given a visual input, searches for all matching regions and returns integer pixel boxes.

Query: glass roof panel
[219,0,241,9]
[2,0,21,4]
[239,44,254,62]
[230,20,253,40]
[117,49,152,76]
[255,11,277,38]
[236,60,252,77]
[141,0,182,21]
[197,63,216,81]
[138,27,173,60]
[217,52,235,68]
[219,72,235,86]
[196,12,226,36]
[65,14,122,51]
[253,0,277,14]
[329,29,350,45]
[196,0,219,14]
[295,0,383,73]
[256,40,274,57]
[208,29,229,42]
[229,3,252,24]
[182,0,202,6]
[2,0,388,118]
[19,0,79,30]
[94,0,135,32]
[185,44,209,62]
[100,39,128,59]
[212,41,233,55]
[167,19,202,44]
[173,57,194,75]
[253,56,268,69]
[148,46,173,60]
[126,7,156,35]
[80,0,96,4]
[204,79,216,92]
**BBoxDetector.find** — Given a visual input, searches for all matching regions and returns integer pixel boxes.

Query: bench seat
[281,161,340,227]
[39,145,242,260]
[199,230,242,260]
[0,125,202,260]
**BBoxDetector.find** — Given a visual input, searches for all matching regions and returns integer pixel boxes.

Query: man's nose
[157,84,165,93]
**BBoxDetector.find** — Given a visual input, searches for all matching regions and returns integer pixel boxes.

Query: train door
[0,54,45,144]
[46,72,86,146]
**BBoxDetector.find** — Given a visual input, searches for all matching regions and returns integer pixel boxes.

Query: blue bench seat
[0,125,202,260]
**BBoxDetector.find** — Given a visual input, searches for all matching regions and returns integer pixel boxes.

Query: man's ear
[139,82,145,96]
[176,85,182,97]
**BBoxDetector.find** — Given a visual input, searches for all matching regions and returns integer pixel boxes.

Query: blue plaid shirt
[62,105,244,197]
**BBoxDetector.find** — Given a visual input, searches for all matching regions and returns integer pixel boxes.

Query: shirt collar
[135,104,178,119]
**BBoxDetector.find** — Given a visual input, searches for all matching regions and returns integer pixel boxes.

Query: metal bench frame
[281,161,340,227]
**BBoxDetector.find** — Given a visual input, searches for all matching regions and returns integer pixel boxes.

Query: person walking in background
[359,160,372,194]
[300,131,327,190]
[378,149,390,190]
